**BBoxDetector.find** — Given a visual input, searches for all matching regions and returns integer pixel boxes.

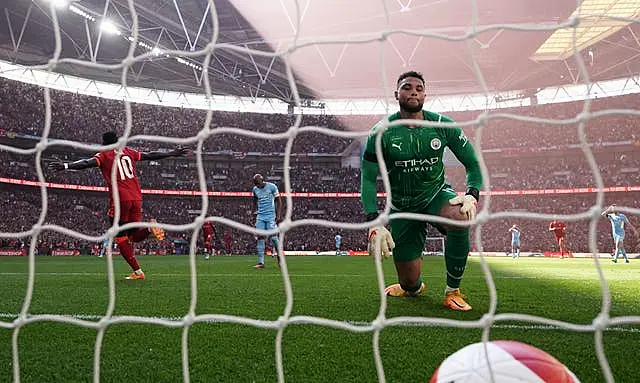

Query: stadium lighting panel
[531,0,640,61]
[100,19,122,36]
[68,4,95,21]
[45,0,69,9]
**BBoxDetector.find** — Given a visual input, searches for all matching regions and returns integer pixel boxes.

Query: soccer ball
[430,340,580,382]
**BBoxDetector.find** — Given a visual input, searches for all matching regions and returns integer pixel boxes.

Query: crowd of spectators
[1,147,638,193]
[1,78,639,156]
[0,78,354,154]
[447,95,640,150]
[348,94,640,149]
[1,77,639,256]
[1,184,638,255]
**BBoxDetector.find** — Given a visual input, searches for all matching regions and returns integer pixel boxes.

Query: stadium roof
[1,0,639,102]
[531,0,640,61]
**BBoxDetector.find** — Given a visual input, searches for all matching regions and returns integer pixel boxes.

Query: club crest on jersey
[430,138,442,150]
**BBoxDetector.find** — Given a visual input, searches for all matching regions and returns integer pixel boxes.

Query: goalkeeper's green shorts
[389,185,457,262]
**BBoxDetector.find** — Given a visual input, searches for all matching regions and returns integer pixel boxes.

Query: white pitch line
[0,312,638,333]
[0,272,536,279]
[0,272,369,277]
[1,272,638,280]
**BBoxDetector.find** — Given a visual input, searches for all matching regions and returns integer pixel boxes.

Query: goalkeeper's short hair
[396,71,425,87]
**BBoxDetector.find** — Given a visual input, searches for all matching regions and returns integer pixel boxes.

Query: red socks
[115,236,140,271]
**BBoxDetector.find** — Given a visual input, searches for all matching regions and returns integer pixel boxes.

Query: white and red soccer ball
[430,340,580,383]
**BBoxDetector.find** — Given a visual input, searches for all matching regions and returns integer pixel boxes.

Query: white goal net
[1,0,640,382]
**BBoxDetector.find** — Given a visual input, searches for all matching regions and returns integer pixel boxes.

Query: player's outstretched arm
[49,157,98,172]
[140,147,189,161]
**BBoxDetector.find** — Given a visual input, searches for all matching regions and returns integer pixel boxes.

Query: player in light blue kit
[508,225,521,259]
[252,174,282,268]
[98,236,110,258]
[335,233,342,256]
[602,204,638,263]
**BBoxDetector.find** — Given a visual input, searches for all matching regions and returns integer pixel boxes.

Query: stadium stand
[1,77,639,255]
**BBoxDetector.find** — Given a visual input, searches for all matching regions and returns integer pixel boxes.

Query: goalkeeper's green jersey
[361,110,482,213]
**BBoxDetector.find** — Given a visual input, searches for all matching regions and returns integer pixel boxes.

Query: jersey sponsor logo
[430,138,441,150]
[394,158,439,167]
[394,157,440,173]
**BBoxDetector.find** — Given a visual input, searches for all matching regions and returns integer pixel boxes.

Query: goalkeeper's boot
[149,219,165,241]
[384,282,425,297]
[443,289,472,311]
[125,271,145,280]
[253,263,265,269]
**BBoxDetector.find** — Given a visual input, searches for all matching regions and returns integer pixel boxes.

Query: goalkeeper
[361,71,483,311]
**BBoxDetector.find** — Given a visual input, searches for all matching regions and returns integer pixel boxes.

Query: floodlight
[100,20,122,36]
[46,0,69,9]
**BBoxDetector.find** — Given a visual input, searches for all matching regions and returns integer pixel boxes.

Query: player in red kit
[202,221,216,259]
[50,131,187,279]
[548,220,568,258]
[224,232,232,255]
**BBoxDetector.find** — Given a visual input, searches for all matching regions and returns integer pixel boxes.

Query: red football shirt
[202,222,214,238]
[550,221,566,236]
[93,148,142,201]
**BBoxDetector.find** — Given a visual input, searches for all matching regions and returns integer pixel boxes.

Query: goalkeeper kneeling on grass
[360,71,483,311]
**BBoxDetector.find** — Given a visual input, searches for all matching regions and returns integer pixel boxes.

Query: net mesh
[0,0,639,382]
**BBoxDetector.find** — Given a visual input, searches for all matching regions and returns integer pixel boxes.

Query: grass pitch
[1,255,639,382]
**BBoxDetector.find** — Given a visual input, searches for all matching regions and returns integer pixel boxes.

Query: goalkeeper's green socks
[444,229,470,289]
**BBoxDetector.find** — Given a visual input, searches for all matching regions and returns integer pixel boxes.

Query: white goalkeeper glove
[448,194,478,221]
[368,226,395,260]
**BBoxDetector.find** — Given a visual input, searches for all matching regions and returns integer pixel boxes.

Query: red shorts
[555,234,565,243]
[108,200,142,223]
